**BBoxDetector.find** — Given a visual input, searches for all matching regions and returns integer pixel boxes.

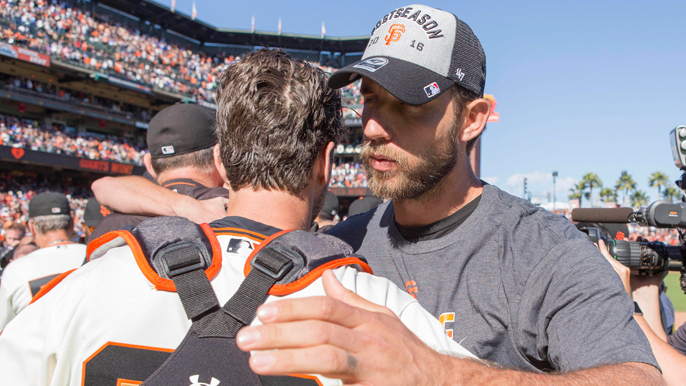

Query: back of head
[83,197,107,228]
[28,192,72,235]
[215,48,343,194]
[147,103,217,176]
[318,191,339,221]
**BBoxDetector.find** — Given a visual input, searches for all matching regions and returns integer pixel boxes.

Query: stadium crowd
[2,0,240,103]
[0,114,146,165]
[0,0,364,105]
[329,162,367,188]
[1,74,152,121]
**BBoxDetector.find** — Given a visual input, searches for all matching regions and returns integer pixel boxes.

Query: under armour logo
[189,375,220,386]
[385,24,405,45]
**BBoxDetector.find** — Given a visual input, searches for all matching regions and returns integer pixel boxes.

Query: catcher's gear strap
[139,224,371,386]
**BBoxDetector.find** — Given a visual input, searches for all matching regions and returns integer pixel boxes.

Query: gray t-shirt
[327,184,658,372]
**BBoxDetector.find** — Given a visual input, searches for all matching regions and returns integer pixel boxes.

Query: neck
[224,187,314,231]
[36,229,71,249]
[157,167,219,188]
[393,154,483,227]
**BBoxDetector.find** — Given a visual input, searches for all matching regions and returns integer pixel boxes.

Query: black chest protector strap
[128,216,366,386]
[157,240,219,330]
[201,245,294,338]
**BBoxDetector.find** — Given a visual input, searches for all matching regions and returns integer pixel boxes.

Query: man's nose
[363,107,391,142]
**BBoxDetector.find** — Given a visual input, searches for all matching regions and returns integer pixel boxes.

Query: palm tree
[568,186,582,207]
[599,187,617,206]
[630,190,649,209]
[663,186,681,202]
[648,172,669,199]
[615,171,636,207]
[581,173,602,207]
[574,181,587,207]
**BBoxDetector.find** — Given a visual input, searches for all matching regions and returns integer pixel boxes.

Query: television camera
[571,125,686,292]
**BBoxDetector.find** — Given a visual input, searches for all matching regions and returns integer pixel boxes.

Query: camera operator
[597,239,686,385]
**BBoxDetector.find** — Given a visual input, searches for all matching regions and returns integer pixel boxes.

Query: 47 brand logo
[385,24,405,45]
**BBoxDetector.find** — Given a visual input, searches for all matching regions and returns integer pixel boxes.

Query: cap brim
[329,56,454,106]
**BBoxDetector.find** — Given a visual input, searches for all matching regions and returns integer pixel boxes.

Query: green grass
[664,272,686,312]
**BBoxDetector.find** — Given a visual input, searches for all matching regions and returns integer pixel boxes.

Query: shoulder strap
[201,242,296,338]
[132,216,219,330]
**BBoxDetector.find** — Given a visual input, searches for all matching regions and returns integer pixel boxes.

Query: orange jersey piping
[29,269,77,304]
[242,230,374,296]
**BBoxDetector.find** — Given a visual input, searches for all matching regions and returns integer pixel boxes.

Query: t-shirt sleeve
[523,239,658,371]
[668,322,686,355]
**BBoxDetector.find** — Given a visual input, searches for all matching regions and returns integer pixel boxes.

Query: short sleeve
[668,322,686,356]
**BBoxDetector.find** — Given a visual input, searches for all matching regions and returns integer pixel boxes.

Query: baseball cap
[147,103,217,159]
[348,196,382,217]
[28,192,71,219]
[329,4,486,105]
[84,198,108,227]
[319,191,339,220]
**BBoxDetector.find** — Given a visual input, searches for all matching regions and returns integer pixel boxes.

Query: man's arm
[597,240,684,386]
[237,270,663,386]
[91,176,227,223]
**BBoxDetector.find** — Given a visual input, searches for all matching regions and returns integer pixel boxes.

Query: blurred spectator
[0,171,90,238]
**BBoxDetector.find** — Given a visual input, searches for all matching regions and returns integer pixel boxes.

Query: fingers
[248,345,359,380]
[322,270,395,316]
[254,294,368,329]
[236,320,370,353]
[598,240,631,294]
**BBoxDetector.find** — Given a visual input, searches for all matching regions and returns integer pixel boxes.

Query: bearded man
[233,4,662,385]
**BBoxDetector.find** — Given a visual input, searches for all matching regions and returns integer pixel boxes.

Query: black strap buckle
[156,240,211,278]
[251,247,295,281]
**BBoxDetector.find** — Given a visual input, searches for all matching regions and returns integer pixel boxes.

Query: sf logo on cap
[385,24,405,45]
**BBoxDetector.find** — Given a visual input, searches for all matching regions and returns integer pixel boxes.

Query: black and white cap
[28,192,71,219]
[147,103,217,159]
[329,4,486,105]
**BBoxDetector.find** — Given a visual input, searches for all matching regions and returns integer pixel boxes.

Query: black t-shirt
[89,179,228,242]
[395,195,481,242]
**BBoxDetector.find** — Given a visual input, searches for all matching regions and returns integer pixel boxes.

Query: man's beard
[360,128,459,201]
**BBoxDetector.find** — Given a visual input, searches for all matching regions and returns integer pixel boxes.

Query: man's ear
[315,142,335,186]
[143,153,157,181]
[459,98,490,143]
[213,144,229,185]
[27,222,36,238]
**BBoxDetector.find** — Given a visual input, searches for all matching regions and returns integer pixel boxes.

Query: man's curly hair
[215,48,343,194]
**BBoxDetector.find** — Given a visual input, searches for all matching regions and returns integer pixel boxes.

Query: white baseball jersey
[0,219,475,386]
[0,242,85,330]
